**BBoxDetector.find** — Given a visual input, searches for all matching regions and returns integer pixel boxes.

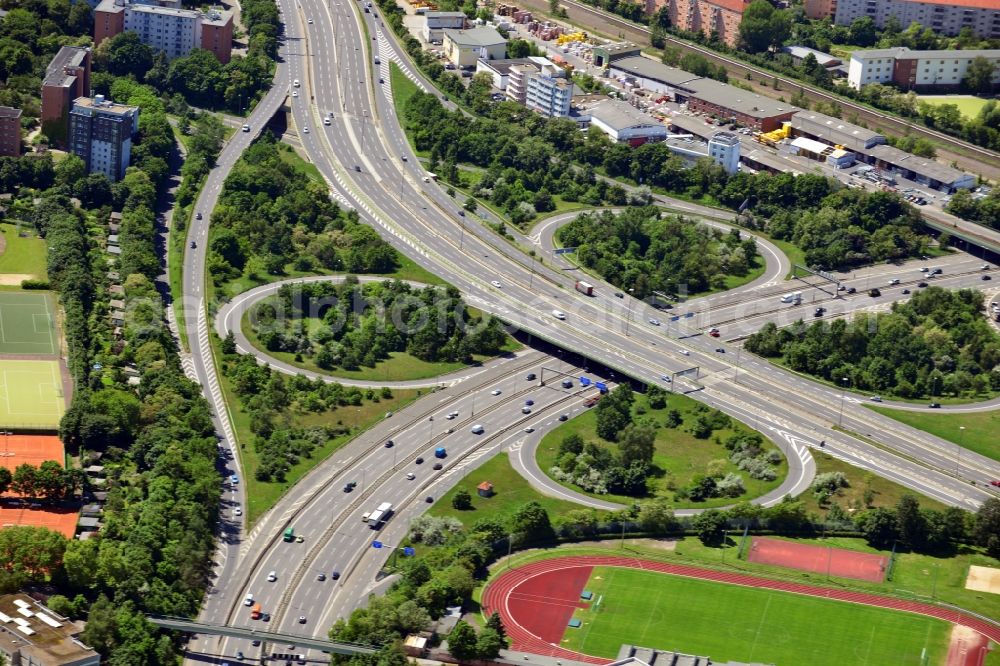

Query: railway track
[545,0,1000,176]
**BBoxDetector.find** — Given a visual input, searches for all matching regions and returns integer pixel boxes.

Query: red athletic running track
[481,555,1000,664]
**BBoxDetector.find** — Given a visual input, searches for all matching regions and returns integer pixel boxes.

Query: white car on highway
[552,310,566,320]
[491,280,502,288]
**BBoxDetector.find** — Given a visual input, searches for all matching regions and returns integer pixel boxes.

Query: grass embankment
[536,392,787,509]
[215,331,423,524]
[563,564,949,665]
[431,452,608,528]
[917,95,989,120]
[867,406,1000,464]
[0,223,47,280]
[802,450,949,516]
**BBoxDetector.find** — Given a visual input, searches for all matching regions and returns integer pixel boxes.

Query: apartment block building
[848,47,1000,91]
[41,46,92,147]
[518,58,573,117]
[810,0,1000,39]
[95,0,233,62]
[69,95,140,182]
[0,107,21,158]
[649,0,752,47]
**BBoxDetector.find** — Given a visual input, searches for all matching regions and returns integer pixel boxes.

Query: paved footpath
[481,554,1000,664]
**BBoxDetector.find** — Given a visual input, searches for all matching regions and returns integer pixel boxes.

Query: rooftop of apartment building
[915,0,1000,9]
[443,26,506,46]
[700,0,752,13]
[42,46,90,89]
[481,56,559,75]
[0,594,98,666]
[201,6,232,26]
[72,95,137,116]
[852,46,1000,60]
[685,78,798,119]
[0,106,22,120]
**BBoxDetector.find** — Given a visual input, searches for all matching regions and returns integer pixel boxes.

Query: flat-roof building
[782,45,843,69]
[848,47,1000,91]
[69,95,139,182]
[423,11,465,43]
[442,27,506,67]
[652,0,753,47]
[609,56,703,96]
[592,41,641,68]
[95,0,232,62]
[868,144,976,191]
[830,0,1000,39]
[789,110,886,152]
[476,58,533,89]
[0,107,21,158]
[685,78,799,132]
[41,47,92,148]
[585,99,668,145]
[0,594,100,666]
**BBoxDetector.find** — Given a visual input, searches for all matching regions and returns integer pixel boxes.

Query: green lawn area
[390,63,420,140]
[801,450,949,517]
[431,452,607,528]
[561,565,949,665]
[0,223,48,279]
[866,406,1000,464]
[277,143,324,184]
[768,237,806,278]
[918,95,989,120]
[536,392,787,509]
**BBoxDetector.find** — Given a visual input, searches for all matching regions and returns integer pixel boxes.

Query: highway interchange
[176,0,1000,662]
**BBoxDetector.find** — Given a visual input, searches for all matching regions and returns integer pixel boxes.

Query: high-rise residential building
[69,95,140,182]
[708,131,741,174]
[848,47,1000,91]
[94,0,233,62]
[814,0,1000,39]
[524,58,573,118]
[41,46,92,148]
[648,0,752,47]
[0,107,21,158]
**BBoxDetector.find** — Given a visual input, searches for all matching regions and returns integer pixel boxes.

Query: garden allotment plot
[0,361,64,428]
[563,566,948,666]
[0,292,57,356]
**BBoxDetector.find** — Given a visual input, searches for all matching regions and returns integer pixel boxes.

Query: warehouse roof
[609,56,703,89]
[686,78,798,119]
[790,110,885,151]
[443,26,505,47]
[868,144,972,186]
[782,45,841,67]
[589,100,663,132]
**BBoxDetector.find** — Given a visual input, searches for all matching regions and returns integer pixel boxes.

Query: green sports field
[0,292,57,355]
[0,360,65,428]
[562,567,949,666]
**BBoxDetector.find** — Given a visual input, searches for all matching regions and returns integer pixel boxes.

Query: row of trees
[252,279,509,371]
[0,462,86,501]
[92,23,275,115]
[221,348,396,482]
[745,287,1000,398]
[210,135,398,283]
[557,207,759,299]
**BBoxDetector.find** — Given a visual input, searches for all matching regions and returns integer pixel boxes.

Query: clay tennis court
[0,504,77,538]
[0,434,64,474]
[747,536,888,582]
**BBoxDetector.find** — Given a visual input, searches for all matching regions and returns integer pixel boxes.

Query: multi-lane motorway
[177,0,1000,662]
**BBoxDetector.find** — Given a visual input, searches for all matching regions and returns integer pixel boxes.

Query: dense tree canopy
[558,207,759,298]
[746,287,1000,398]
[252,279,509,369]
[212,135,398,281]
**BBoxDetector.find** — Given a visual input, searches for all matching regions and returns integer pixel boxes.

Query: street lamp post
[956,426,966,476]
[625,288,635,336]
[837,377,849,427]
